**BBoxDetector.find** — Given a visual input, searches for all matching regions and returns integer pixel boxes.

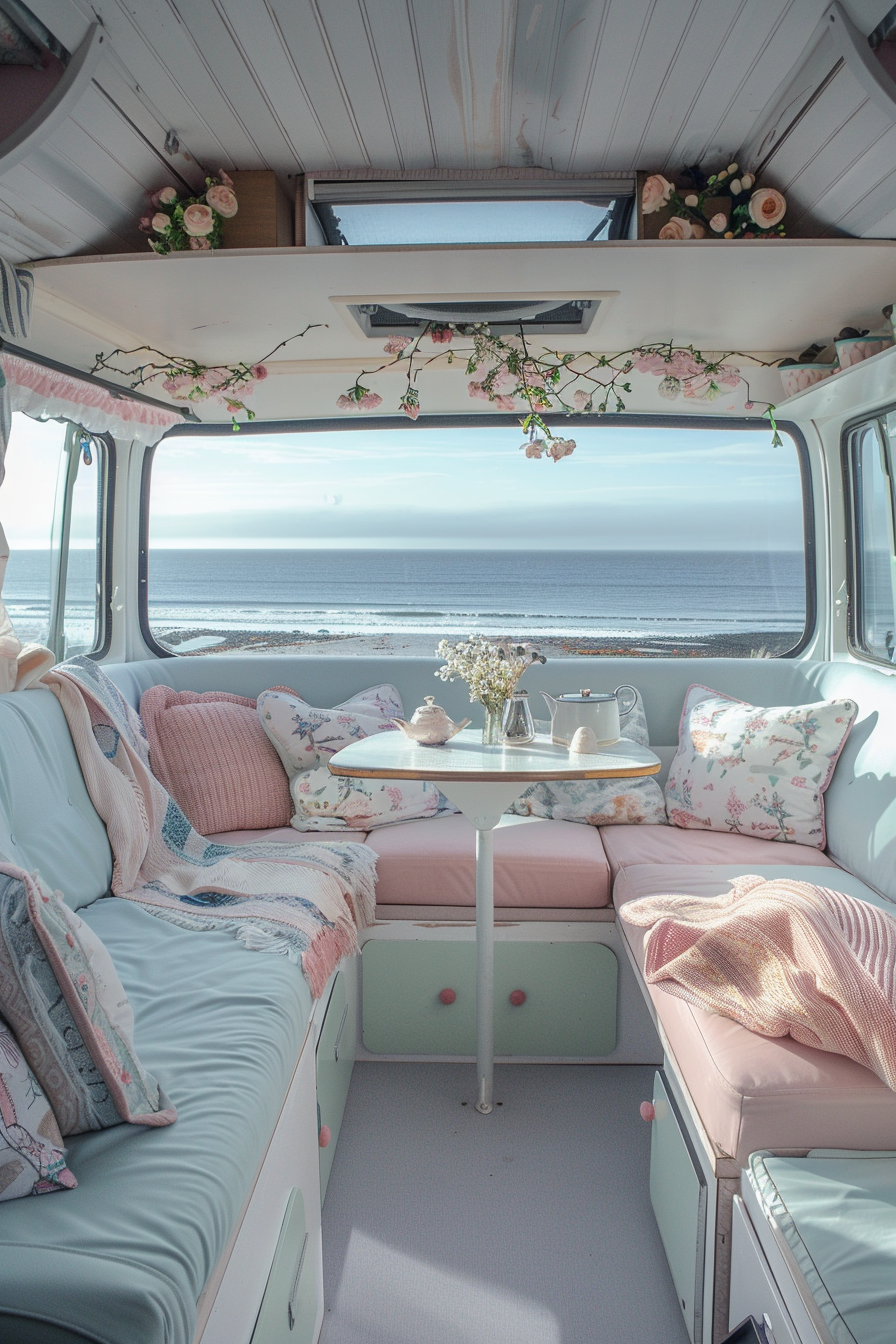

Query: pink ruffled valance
[2,353,185,448]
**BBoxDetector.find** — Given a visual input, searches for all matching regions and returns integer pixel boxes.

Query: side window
[848,414,896,664]
[1,414,109,659]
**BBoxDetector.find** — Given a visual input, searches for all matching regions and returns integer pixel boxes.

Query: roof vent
[348,297,600,337]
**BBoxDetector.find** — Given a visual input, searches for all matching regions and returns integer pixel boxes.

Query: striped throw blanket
[45,658,377,998]
[621,874,896,1090]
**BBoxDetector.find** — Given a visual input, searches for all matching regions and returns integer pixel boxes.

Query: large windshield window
[146,422,808,658]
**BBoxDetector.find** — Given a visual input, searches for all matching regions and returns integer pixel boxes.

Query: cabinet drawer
[250,1188,317,1344]
[729,1197,801,1344]
[361,940,616,1057]
[649,1070,707,1344]
[316,970,355,1204]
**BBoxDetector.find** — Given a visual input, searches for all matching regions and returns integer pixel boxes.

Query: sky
[2,414,805,552]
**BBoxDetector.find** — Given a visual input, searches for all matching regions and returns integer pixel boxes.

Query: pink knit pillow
[140,687,294,835]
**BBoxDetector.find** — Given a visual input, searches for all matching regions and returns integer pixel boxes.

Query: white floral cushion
[507,690,668,827]
[664,684,858,848]
[0,1014,76,1201]
[258,684,454,831]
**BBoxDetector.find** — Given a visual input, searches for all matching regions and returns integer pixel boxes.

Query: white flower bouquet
[435,636,546,717]
[140,172,238,255]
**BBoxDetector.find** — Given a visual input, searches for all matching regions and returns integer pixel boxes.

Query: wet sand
[158,628,802,659]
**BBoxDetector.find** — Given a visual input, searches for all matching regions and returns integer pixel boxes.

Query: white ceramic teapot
[541,686,638,747]
[392,696,471,745]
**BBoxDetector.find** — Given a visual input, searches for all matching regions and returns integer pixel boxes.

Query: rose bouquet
[642,161,786,240]
[140,173,238,255]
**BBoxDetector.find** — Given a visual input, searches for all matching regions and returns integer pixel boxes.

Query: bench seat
[600,824,838,879]
[614,863,896,1165]
[0,896,313,1344]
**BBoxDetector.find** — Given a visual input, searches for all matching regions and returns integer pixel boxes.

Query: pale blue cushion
[748,1151,896,1344]
[0,897,313,1344]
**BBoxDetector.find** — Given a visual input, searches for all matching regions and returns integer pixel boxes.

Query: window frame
[843,400,896,668]
[139,412,815,660]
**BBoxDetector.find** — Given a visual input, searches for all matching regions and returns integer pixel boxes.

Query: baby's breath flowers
[436,636,546,715]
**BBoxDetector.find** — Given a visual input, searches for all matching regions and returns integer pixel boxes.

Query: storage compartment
[729,1196,801,1344]
[648,1070,708,1344]
[250,1188,317,1344]
[361,939,617,1057]
[316,968,356,1203]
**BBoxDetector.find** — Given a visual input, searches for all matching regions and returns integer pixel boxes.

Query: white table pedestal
[435,779,531,1114]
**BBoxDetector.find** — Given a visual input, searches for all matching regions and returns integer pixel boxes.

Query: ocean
[0,548,806,648]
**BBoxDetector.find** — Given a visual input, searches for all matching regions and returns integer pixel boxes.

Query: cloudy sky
[3,414,805,552]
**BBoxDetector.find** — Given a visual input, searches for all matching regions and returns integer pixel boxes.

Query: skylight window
[315,198,624,246]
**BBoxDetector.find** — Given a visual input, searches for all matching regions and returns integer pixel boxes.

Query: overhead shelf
[775,343,896,421]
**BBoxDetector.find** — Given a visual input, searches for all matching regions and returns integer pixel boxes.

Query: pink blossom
[336,395,355,410]
[493,395,516,411]
[206,184,238,218]
[358,391,383,410]
[657,376,681,400]
[521,438,545,458]
[151,212,170,233]
[468,381,489,400]
[573,389,591,410]
[218,169,234,188]
[430,326,453,344]
[250,364,268,380]
[383,335,412,354]
[632,351,666,375]
[790,777,807,788]
[717,366,741,388]
[401,401,420,420]
[547,437,576,461]
[138,216,153,233]
[188,236,211,250]
[709,212,727,233]
[521,361,546,388]
[182,202,215,237]
[158,186,178,205]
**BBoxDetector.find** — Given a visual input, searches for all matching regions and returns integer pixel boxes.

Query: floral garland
[337,323,781,457]
[138,172,238,254]
[93,327,321,428]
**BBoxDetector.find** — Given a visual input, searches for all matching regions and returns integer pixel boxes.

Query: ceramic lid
[557,689,616,702]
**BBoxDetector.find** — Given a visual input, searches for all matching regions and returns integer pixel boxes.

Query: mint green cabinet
[361,940,617,1057]
[250,1188,317,1344]
[316,969,355,1203]
[648,1070,707,1344]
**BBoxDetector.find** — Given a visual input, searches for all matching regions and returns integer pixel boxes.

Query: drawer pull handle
[439,987,457,1005]
[287,1231,309,1330]
[318,1124,331,1148]
[333,1003,349,1062]
[639,1101,655,1122]
[509,989,526,1007]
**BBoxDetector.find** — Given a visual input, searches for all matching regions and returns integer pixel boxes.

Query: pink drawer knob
[439,988,457,1005]
[318,1125,331,1148]
[639,1101,655,1122]
[509,989,526,1007]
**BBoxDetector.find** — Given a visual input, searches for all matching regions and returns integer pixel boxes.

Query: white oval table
[330,729,661,1113]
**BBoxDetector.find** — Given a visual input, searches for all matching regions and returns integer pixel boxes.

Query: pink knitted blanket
[45,659,377,998]
[621,875,896,1089]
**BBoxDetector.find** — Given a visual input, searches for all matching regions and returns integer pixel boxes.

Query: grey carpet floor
[320,1062,692,1344]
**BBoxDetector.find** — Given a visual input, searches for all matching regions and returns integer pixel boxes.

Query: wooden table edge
[328,760,662,782]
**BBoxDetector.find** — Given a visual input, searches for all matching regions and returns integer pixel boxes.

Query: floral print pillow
[290,767,454,832]
[258,684,405,777]
[664,684,858,848]
[0,1014,77,1201]
[507,689,667,826]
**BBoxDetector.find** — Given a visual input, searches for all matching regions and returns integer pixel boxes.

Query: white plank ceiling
[1,0,895,267]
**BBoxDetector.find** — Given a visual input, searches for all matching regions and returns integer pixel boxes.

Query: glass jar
[501,689,535,744]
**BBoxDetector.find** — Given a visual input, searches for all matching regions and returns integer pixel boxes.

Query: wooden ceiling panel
[515,0,609,170]
[352,0,439,168]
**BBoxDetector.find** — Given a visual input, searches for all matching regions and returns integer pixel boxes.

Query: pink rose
[547,437,575,461]
[138,216,153,233]
[152,212,170,233]
[182,202,215,236]
[430,326,453,344]
[658,216,690,240]
[158,186,178,205]
[641,174,674,214]
[250,364,268,380]
[689,223,706,239]
[206,184,238,218]
[383,335,412,354]
[709,212,727,233]
[189,236,211,250]
[748,188,786,229]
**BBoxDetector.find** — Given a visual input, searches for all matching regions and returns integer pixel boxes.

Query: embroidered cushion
[0,864,177,1135]
[0,1014,77,1201]
[258,685,454,831]
[664,684,858,847]
[507,689,667,827]
[141,686,293,834]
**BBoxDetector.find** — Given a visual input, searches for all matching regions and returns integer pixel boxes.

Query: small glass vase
[481,706,504,745]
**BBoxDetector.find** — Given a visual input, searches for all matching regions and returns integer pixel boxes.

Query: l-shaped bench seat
[2,653,896,1344]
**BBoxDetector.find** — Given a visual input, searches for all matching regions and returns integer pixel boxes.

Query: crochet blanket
[621,874,896,1090]
[45,658,377,998]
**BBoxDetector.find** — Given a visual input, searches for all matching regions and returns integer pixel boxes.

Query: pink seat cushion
[366,814,611,909]
[600,824,836,880]
[141,687,293,836]
[615,863,896,1163]
[209,827,368,846]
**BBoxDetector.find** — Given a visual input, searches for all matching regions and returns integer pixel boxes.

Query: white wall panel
[353,0,438,169]
[557,0,653,170]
